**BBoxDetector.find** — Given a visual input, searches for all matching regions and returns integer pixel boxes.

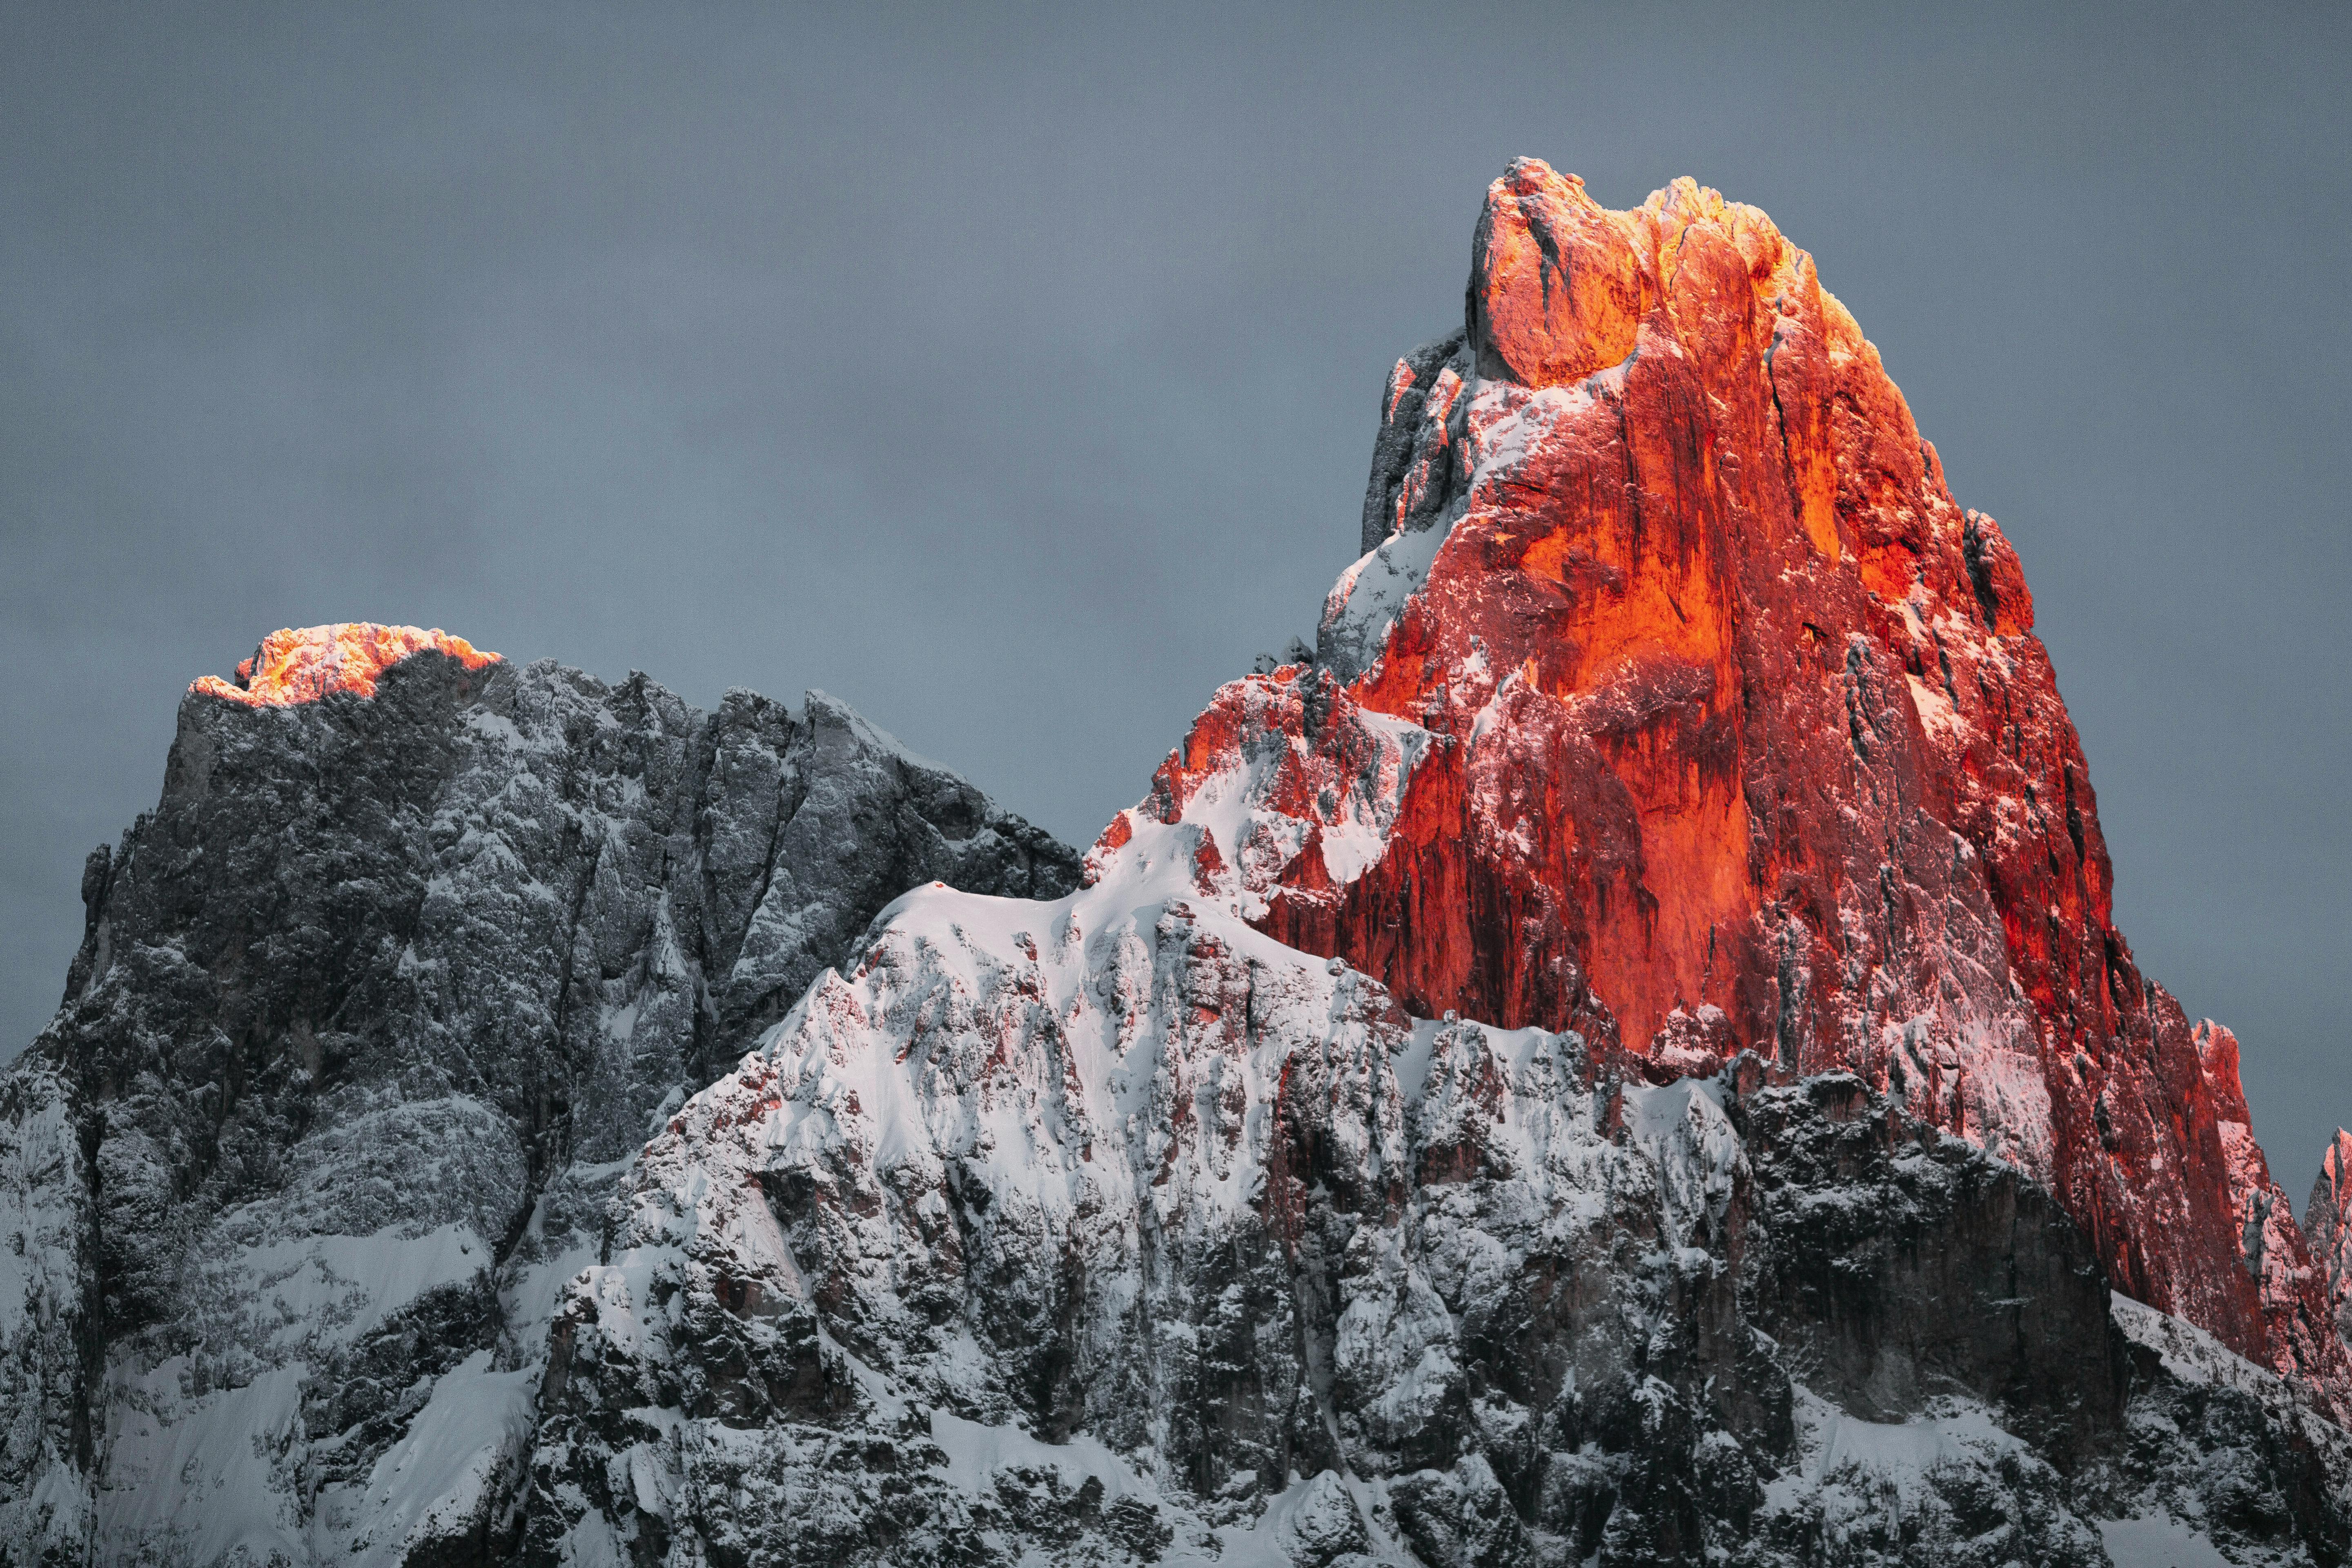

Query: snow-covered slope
[523,795,2351,1564]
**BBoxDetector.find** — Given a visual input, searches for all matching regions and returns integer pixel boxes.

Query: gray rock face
[1358,330,1468,557]
[0,1057,95,1566]
[0,648,1078,1566]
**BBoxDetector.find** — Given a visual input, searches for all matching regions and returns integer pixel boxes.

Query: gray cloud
[5,1,2347,1182]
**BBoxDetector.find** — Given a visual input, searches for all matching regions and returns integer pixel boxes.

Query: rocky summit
[0,630,1079,1565]
[4,160,2350,1567]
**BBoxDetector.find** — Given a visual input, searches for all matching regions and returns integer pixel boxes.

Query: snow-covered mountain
[7,162,2352,1566]
[0,630,1078,1564]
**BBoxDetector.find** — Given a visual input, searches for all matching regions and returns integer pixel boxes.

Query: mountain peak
[189,622,497,707]
[1168,160,2352,1415]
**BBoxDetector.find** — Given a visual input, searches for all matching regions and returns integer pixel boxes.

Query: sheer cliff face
[1136,159,2348,1414]
[74,633,1076,1319]
[2311,1131,2352,1352]
[0,629,1079,1566]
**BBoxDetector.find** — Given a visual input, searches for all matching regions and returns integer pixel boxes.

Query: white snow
[2111,1292,2274,1399]
[1160,1470,1387,1567]
[0,1072,78,1346]
[804,687,953,774]
[2096,1513,2236,1568]
[92,1211,510,1564]
[226,1222,490,1350]
[98,1365,309,1566]
[313,1352,539,1568]
[1904,672,1969,746]
[1320,521,1452,679]
[927,1409,1154,1504]
[1809,1396,2021,1481]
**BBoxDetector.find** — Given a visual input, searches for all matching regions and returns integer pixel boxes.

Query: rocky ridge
[2309,1132,2352,1356]
[0,629,1079,1564]
[521,685,2352,1568]
[526,795,2352,1566]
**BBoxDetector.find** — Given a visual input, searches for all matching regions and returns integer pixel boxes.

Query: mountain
[5,160,2352,1566]
[1283,161,2351,1418]
[0,628,1078,1564]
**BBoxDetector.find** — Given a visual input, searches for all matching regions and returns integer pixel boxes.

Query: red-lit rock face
[2309,1131,2352,1352]
[190,624,498,706]
[1101,160,2352,1416]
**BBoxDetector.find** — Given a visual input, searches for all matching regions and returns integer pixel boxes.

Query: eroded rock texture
[1147,159,2348,1419]
[526,835,2349,1566]
[0,635,1077,1565]
[2309,1131,2352,1354]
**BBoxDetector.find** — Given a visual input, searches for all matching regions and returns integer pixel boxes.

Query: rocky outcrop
[1145,159,2350,1419]
[0,1058,94,1567]
[189,623,497,707]
[2309,1131,2352,1352]
[0,630,1078,1566]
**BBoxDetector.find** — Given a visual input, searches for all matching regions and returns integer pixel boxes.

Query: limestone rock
[0,633,1077,1566]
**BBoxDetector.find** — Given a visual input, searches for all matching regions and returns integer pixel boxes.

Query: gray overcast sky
[4,3,2347,1187]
